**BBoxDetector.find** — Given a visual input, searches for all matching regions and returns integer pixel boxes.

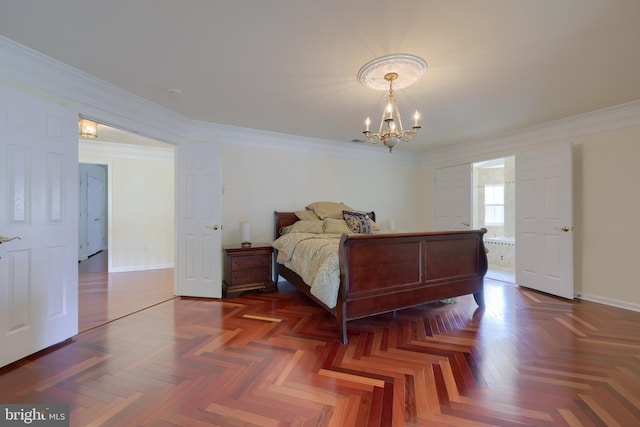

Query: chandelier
[358,54,427,153]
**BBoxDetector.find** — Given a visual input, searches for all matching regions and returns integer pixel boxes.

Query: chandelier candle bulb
[413,111,420,128]
[365,117,371,132]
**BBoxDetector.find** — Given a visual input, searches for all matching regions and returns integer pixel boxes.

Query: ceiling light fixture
[78,118,98,138]
[358,54,427,153]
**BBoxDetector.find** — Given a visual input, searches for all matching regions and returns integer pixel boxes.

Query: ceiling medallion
[357,53,427,91]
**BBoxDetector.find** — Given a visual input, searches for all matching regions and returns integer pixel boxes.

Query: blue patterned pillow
[342,210,372,234]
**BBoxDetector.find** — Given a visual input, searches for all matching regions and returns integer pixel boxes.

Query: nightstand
[223,243,277,298]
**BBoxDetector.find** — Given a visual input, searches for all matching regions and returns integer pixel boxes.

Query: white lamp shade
[240,221,251,243]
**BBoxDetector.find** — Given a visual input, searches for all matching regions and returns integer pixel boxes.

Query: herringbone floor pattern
[1,280,638,426]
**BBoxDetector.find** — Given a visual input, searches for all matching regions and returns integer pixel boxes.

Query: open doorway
[473,156,515,284]
[78,123,176,331]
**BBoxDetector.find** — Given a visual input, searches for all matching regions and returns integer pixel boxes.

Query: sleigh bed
[273,210,488,343]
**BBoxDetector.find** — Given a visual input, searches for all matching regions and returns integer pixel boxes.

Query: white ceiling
[2,1,640,153]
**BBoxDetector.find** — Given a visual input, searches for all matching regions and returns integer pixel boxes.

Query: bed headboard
[273,211,376,240]
[273,211,299,239]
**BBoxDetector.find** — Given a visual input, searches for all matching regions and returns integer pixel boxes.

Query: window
[484,184,504,225]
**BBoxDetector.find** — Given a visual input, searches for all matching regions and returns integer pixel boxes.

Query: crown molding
[0,35,188,145]
[2,35,638,168]
[79,140,174,162]
[0,36,421,164]
[419,100,640,166]
[188,120,421,165]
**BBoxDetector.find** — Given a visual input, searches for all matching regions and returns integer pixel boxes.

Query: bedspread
[272,233,342,308]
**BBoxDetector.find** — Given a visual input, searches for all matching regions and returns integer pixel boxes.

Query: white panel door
[516,143,573,299]
[87,173,106,256]
[78,170,88,261]
[0,84,78,368]
[175,142,222,298]
[435,164,472,230]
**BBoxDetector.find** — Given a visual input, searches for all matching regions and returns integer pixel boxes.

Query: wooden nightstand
[223,243,277,298]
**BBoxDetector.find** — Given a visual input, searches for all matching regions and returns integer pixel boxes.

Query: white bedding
[272,232,342,309]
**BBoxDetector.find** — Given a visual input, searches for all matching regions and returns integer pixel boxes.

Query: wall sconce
[79,118,98,138]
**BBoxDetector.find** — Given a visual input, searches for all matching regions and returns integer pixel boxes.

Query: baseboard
[110,263,174,273]
[575,292,640,313]
[278,274,640,313]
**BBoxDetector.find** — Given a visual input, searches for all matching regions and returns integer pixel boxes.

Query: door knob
[0,235,21,244]
[561,226,570,232]
[461,222,470,227]
[206,225,219,230]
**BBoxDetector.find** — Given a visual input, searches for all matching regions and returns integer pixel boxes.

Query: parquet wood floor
[1,279,638,426]
[78,251,175,332]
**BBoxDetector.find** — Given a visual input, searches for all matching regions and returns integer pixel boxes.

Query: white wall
[572,125,640,308]
[220,144,422,245]
[79,142,175,272]
[416,164,435,231]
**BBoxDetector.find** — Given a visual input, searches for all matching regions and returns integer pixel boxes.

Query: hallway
[78,251,175,332]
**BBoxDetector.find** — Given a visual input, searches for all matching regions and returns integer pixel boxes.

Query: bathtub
[485,236,515,244]
[484,237,515,267]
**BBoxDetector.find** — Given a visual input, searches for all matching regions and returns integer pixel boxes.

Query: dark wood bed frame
[274,211,488,343]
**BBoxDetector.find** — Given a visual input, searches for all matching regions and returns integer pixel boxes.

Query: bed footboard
[336,229,488,343]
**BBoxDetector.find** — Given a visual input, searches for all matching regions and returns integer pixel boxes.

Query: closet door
[434,164,472,230]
